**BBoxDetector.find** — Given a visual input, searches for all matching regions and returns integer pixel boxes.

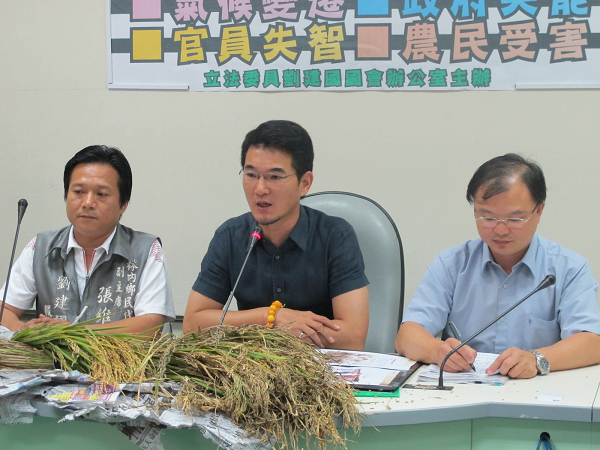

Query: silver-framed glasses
[475,207,538,229]
[239,169,297,184]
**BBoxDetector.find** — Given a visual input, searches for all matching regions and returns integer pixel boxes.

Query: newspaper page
[0,393,37,424]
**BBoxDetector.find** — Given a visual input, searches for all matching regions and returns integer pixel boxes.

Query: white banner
[108,0,600,90]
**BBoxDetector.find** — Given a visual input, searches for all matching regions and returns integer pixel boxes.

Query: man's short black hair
[64,145,132,208]
[241,120,314,181]
[466,153,546,206]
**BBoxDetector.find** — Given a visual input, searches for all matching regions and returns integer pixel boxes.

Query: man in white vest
[0,145,175,337]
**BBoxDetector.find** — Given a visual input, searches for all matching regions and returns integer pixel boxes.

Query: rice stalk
[151,326,361,449]
[4,323,361,449]
[12,322,147,386]
[0,339,54,371]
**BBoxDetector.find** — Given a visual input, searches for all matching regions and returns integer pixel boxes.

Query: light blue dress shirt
[403,234,600,354]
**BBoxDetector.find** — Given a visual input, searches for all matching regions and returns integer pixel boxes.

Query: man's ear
[299,171,313,197]
[536,201,545,217]
[119,202,129,217]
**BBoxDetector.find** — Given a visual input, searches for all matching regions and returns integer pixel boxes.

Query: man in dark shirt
[183,120,369,350]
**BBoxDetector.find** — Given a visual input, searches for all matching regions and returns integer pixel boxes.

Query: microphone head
[248,225,263,248]
[17,198,28,222]
[543,274,556,287]
[252,225,263,239]
[535,274,556,292]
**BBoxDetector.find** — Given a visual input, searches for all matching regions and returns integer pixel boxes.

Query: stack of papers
[417,353,509,385]
[319,349,420,391]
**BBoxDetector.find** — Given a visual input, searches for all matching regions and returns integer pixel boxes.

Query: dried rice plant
[150,326,361,449]
[2,323,361,449]
[0,339,54,371]
[10,323,147,386]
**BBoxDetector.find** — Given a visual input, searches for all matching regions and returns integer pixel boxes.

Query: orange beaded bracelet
[266,300,283,329]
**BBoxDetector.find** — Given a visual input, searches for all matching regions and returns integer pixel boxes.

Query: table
[2,364,600,450]
[351,364,600,449]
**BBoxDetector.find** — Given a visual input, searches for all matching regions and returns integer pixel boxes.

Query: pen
[448,321,476,371]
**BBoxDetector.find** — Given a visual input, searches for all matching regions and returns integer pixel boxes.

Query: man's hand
[20,315,71,330]
[486,347,537,379]
[275,308,340,348]
[183,289,368,350]
[437,337,477,372]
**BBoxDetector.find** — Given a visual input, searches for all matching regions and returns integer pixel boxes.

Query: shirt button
[276,288,281,293]
[275,255,280,260]
[503,284,508,289]
[501,317,505,322]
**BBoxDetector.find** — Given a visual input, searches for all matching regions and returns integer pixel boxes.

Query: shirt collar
[481,234,539,274]
[67,225,117,254]
[519,233,539,272]
[481,242,494,272]
[287,205,309,251]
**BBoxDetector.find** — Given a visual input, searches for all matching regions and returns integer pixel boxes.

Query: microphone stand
[436,274,556,389]
[403,274,556,390]
[218,225,262,326]
[0,199,28,325]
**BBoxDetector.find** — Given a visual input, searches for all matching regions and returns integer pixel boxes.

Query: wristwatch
[528,350,550,375]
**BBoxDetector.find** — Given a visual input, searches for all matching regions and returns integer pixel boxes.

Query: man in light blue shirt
[396,154,600,379]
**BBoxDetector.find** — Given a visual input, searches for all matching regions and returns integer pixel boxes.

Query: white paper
[418,352,509,385]
[537,393,563,403]
[319,349,416,371]
[471,353,501,375]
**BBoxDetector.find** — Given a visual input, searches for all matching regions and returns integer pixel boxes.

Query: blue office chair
[300,191,404,354]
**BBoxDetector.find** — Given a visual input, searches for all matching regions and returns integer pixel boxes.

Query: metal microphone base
[403,384,454,390]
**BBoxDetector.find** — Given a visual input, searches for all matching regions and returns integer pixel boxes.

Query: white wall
[1,1,599,316]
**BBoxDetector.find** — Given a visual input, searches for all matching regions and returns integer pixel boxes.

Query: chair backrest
[300,191,404,354]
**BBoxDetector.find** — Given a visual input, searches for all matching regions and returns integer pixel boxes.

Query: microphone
[248,226,262,249]
[218,225,262,326]
[18,199,28,223]
[404,275,556,390]
[0,199,29,325]
[434,274,556,389]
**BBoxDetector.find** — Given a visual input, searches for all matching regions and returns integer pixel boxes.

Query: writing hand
[437,337,477,372]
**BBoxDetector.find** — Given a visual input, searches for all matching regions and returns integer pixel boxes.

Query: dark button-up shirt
[192,206,368,319]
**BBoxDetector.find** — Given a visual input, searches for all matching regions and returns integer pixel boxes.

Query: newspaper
[112,422,166,450]
[159,409,274,450]
[40,381,272,450]
[0,369,49,397]
[42,370,92,383]
[0,326,16,341]
[0,392,38,424]
[0,369,91,398]
[0,368,273,449]
[46,382,121,403]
